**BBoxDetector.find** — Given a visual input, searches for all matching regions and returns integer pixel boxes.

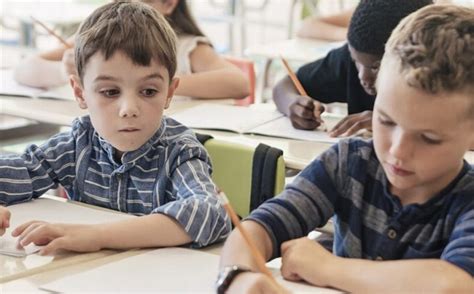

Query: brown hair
[384,5,473,95]
[75,1,177,82]
[164,0,205,36]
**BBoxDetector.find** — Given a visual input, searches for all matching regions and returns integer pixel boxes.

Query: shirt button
[375,256,383,261]
[387,229,397,239]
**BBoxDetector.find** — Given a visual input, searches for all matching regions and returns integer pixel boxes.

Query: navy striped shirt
[248,139,474,275]
[0,116,231,247]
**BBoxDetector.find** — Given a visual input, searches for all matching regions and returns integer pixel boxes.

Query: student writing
[218,5,474,293]
[273,0,432,137]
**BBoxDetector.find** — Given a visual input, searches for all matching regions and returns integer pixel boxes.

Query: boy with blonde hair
[0,1,230,254]
[218,5,474,293]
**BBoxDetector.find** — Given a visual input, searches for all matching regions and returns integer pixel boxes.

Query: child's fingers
[290,115,320,130]
[292,102,315,120]
[40,237,67,256]
[18,223,47,246]
[296,96,315,110]
[0,208,11,228]
[11,220,40,237]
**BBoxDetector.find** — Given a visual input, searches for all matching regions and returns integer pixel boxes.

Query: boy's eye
[421,134,442,145]
[378,117,395,126]
[141,88,158,97]
[99,89,120,98]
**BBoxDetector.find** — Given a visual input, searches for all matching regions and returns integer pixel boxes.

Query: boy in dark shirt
[273,0,431,137]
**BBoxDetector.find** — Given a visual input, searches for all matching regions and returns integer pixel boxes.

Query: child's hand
[280,237,337,287]
[329,110,372,137]
[61,48,77,78]
[12,221,102,255]
[289,96,325,130]
[227,272,289,294]
[0,206,11,236]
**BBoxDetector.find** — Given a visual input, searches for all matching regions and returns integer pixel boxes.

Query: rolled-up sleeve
[153,142,231,248]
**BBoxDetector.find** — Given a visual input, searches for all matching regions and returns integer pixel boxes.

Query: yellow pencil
[280,56,326,128]
[30,16,71,48]
[219,192,283,290]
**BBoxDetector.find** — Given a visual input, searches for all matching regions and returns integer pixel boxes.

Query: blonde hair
[384,5,473,95]
[75,1,177,82]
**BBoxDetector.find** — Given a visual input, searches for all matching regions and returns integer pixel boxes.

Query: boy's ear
[70,75,87,109]
[164,77,179,109]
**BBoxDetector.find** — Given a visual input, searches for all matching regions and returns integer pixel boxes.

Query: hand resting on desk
[0,206,11,236]
[11,221,102,255]
[329,110,372,137]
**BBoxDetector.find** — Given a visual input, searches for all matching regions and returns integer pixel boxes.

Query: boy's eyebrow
[94,75,121,82]
[140,73,165,81]
[93,73,164,83]
[376,108,391,119]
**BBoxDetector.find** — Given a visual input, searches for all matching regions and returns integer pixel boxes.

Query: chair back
[197,134,285,218]
[224,56,256,106]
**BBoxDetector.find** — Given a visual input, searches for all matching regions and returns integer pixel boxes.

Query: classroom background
[1,0,474,180]
[1,1,474,292]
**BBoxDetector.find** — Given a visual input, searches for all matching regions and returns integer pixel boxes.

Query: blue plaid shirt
[248,139,474,276]
[0,116,231,247]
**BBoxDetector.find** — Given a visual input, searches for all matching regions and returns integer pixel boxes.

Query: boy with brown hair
[0,1,230,254]
[218,5,474,293]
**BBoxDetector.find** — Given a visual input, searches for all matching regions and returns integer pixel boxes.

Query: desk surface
[0,196,132,283]
[0,198,336,293]
[245,38,344,63]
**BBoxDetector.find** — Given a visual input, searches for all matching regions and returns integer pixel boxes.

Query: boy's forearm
[327,257,473,293]
[176,69,249,99]
[95,213,192,249]
[219,220,274,271]
[14,56,67,88]
[272,76,300,116]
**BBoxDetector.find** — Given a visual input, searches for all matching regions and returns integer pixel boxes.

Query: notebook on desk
[0,69,75,100]
[169,103,341,144]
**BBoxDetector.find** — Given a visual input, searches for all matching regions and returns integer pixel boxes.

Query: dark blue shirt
[248,138,474,275]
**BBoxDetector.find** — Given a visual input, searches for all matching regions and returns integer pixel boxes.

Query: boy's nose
[389,130,414,162]
[359,68,376,87]
[119,98,139,118]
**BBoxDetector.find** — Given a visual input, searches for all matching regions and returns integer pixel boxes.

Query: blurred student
[219,5,474,293]
[296,8,353,41]
[14,0,249,100]
[296,0,453,41]
[274,0,432,137]
[0,1,230,255]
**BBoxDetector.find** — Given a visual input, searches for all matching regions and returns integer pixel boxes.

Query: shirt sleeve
[296,44,351,104]
[0,131,78,205]
[441,204,474,276]
[153,140,231,248]
[246,140,351,258]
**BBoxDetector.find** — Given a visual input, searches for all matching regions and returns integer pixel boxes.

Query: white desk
[0,197,337,293]
[0,195,134,283]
